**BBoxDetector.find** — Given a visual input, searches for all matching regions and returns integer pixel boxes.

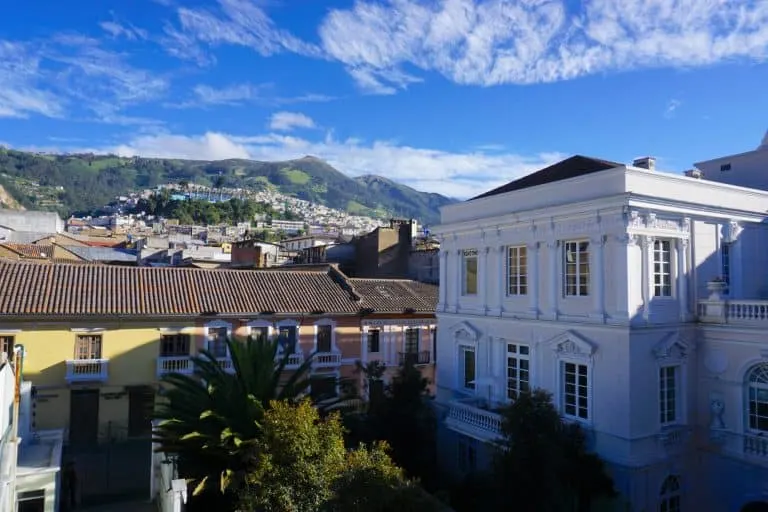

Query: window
[659,475,681,512]
[431,328,437,363]
[462,249,478,296]
[747,363,768,433]
[17,489,45,512]
[721,243,731,289]
[659,365,680,425]
[160,334,190,357]
[653,239,673,297]
[310,376,337,401]
[562,361,589,420]
[507,246,528,295]
[507,344,530,401]
[278,326,297,354]
[207,327,228,358]
[368,329,380,353]
[317,325,333,353]
[457,435,477,473]
[720,163,731,172]
[251,326,269,341]
[405,328,419,353]
[75,335,102,360]
[460,345,476,390]
[563,241,590,296]
[0,335,14,361]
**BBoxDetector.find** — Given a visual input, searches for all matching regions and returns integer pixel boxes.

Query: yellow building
[0,261,437,446]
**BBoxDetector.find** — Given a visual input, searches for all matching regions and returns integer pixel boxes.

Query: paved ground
[80,500,156,512]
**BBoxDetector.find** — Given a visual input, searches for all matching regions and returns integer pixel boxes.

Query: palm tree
[153,335,315,504]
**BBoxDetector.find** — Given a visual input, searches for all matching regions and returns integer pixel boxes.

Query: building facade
[0,262,436,447]
[432,155,768,511]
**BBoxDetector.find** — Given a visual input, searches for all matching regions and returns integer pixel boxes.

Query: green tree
[491,389,616,512]
[153,335,315,508]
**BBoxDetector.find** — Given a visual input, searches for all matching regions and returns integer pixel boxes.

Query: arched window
[659,475,681,512]
[747,363,768,433]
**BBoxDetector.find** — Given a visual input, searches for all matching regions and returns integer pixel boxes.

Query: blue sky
[1,0,767,198]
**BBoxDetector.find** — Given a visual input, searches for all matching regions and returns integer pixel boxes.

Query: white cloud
[0,41,64,118]
[99,21,148,41]
[193,83,263,106]
[269,112,316,131]
[664,98,681,119]
[104,129,564,198]
[318,0,768,93]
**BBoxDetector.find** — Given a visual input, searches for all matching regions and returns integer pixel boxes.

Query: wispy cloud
[162,0,322,65]
[0,41,64,118]
[269,112,315,131]
[99,20,148,41]
[168,83,337,109]
[193,83,264,106]
[105,129,565,198]
[664,99,682,119]
[318,0,768,94]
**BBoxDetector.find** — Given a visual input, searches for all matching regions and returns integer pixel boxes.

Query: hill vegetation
[0,148,454,224]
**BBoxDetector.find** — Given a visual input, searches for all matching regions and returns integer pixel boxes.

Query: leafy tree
[491,389,616,512]
[153,335,315,508]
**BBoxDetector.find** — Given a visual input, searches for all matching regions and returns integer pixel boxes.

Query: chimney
[633,156,656,171]
[684,169,703,179]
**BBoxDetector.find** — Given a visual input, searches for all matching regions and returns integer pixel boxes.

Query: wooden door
[69,389,99,446]
[128,386,155,438]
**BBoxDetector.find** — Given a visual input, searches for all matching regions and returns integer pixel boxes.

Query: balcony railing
[157,356,193,377]
[276,352,305,369]
[445,396,504,442]
[744,433,768,458]
[397,350,431,366]
[698,299,768,325]
[65,359,109,383]
[314,352,342,368]
[216,357,234,373]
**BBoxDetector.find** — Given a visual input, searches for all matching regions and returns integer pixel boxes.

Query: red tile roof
[348,278,438,313]
[2,243,54,259]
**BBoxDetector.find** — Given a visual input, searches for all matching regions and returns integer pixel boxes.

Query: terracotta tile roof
[2,243,54,259]
[348,278,438,313]
[0,261,362,317]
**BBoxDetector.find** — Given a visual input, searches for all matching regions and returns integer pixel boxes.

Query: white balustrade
[216,357,234,373]
[744,433,768,458]
[314,352,342,368]
[698,299,768,325]
[156,356,193,377]
[445,397,503,441]
[65,359,109,383]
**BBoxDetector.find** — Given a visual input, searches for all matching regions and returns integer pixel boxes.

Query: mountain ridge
[0,148,455,224]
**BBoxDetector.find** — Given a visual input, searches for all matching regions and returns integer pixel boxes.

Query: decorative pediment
[653,332,691,361]
[548,331,595,357]
[450,321,480,342]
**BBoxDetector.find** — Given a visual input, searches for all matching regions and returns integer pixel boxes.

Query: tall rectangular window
[207,327,228,358]
[460,346,476,390]
[507,344,530,401]
[75,335,102,360]
[368,329,380,353]
[564,241,590,296]
[251,326,269,341]
[160,334,190,357]
[317,325,333,353]
[405,329,419,353]
[507,246,528,296]
[462,249,478,296]
[0,335,15,361]
[278,326,298,353]
[562,361,589,420]
[653,239,673,297]
[721,243,731,289]
[659,365,679,425]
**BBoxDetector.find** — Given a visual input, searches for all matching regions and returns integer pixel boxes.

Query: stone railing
[216,357,234,373]
[314,352,342,368]
[65,359,109,383]
[445,397,504,442]
[156,356,193,377]
[743,433,768,458]
[698,299,768,325]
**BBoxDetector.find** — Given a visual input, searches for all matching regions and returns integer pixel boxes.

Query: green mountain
[0,149,454,224]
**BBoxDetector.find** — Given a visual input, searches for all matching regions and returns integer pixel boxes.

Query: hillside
[0,149,454,224]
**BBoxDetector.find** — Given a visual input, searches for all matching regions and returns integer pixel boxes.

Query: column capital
[616,233,639,246]
[678,237,690,248]
[590,235,606,246]
[641,234,655,248]
[546,240,559,250]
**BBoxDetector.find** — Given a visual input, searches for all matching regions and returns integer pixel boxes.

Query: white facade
[433,158,768,511]
[694,131,768,190]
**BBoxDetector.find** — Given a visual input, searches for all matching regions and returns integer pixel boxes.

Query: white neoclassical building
[432,152,768,512]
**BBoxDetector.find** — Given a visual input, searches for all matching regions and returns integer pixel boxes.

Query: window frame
[404,328,419,354]
[658,475,682,512]
[316,324,333,353]
[506,343,531,401]
[506,245,528,296]
[560,360,590,421]
[652,238,674,298]
[75,334,103,360]
[563,240,590,297]
[746,363,768,434]
[459,344,476,392]
[659,364,681,426]
[461,249,478,296]
[0,335,15,361]
[367,329,380,353]
[205,321,231,359]
[160,333,190,357]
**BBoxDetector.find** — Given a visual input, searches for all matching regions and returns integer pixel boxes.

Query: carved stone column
[438,250,448,311]
[453,249,462,313]
[591,235,606,321]
[677,237,689,321]
[547,240,559,320]
[496,244,505,316]
[641,235,655,321]
[527,242,539,318]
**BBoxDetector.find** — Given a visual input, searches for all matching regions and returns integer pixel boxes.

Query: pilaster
[437,250,448,311]
[641,235,654,321]
[527,242,540,318]
[677,237,690,321]
[547,240,559,320]
[590,235,606,322]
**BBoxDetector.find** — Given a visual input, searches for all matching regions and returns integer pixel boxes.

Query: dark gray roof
[66,246,138,262]
[471,155,622,200]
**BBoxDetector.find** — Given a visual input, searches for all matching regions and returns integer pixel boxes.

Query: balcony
[698,299,768,325]
[744,433,768,458]
[65,359,108,383]
[314,352,342,368]
[445,396,504,442]
[397,350,431,366]
[157,356,193,377]
[276,352,305,369]
[216,357,234,373]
